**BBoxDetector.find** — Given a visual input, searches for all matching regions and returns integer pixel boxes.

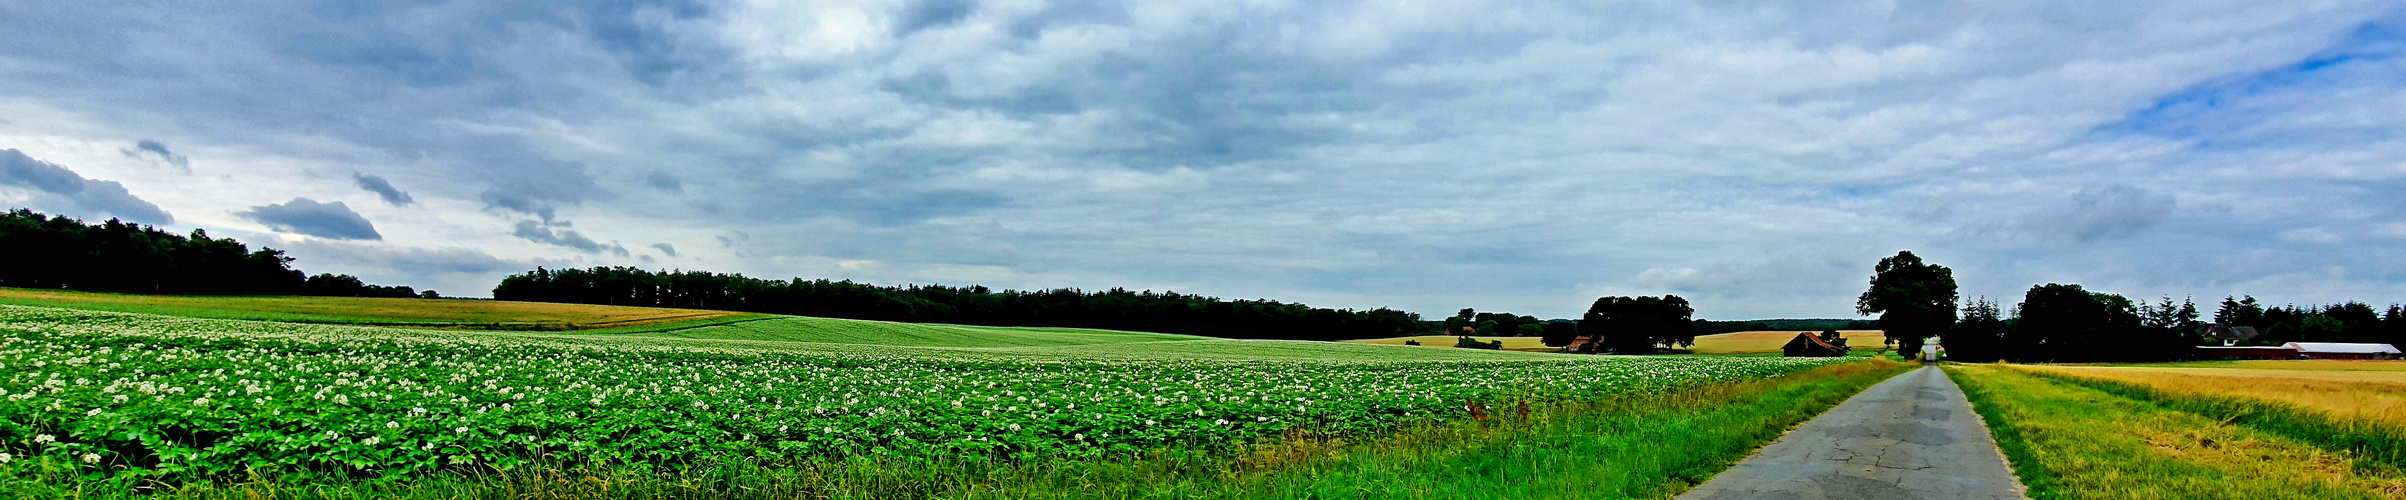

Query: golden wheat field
[1688,330,1888,354]
[2014,362,2406,426]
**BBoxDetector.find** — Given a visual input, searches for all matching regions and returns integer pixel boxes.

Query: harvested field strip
[1947,364,2406,499]
[626,315,1209,347]
[0,287,754,330]
[2007,366,2406,473]
[1346,335,1556,352]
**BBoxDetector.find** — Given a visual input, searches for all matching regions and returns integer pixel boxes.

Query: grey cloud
[353,173,415,206]
[4,3,2403,318]
[651,243,677,257]
[512,220,629,257]
[479,175,592,223]
[0,149,174,224]
[240,198,382,240]
[896,0,975,35]
[121,140,190,172]
[2044,185,2176,244]
[644,171,682,193]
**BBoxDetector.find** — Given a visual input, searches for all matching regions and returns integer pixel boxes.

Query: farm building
[2282,342,2402,360]
[1781,332,1848,357]
[1565,335,1601,354]
[2202,324,2260,346]
[2193,345,2301,360]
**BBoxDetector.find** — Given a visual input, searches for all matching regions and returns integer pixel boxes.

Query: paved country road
[1679,365,2025,500]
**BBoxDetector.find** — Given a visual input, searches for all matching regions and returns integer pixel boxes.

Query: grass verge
[2,360,1905,500]
[1946,364,2406,499]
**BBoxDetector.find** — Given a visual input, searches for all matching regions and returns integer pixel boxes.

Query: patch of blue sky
[2088,14,2405,149]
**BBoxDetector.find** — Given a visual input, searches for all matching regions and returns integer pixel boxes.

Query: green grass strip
[1942,365,2062,498]
[2017,368,2406,473]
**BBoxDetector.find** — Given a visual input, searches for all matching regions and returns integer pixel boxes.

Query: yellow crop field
[2014,362,2406,426]
[1687,330,1887,354]
[0,287,750,330]
[1348,335,1558,352]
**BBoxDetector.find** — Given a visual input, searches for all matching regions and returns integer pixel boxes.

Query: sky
[0,1,2401,320]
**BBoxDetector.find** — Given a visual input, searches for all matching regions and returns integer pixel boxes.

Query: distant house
[2202,324,2261,347]
[1566,335,1601,354]
[2193,345,2300,360]
[2282,342,2402,360]
[1782,332,1848,357]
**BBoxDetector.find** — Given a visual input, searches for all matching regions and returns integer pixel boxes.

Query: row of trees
[490,266,1425,341]
[1693,318,1877,336]
[0,209,428,298]
[1435,296,1700,354]
[1577,295,1698,353]
[1439,309,1551,337]
[2210,297,2403,346]
[1858,250,2405,362]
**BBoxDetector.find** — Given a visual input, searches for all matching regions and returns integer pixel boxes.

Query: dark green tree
[1817,329,1848,348]
[2323,302,2383,342]
[1540,321,1580,347]
[1583,295,1694,353]
[1946,297,2008,362]
[1857,251,1958,356]
[2214,296,2264,327]
[2009,284,2183,361]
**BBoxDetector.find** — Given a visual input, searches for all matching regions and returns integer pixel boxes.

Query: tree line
[490,266,1425,341]
[1692,318,1878,336]
[1856,250,2406,362]
[0,208,434,298]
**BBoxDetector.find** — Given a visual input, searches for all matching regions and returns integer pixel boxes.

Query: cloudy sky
[0,1,2400,320]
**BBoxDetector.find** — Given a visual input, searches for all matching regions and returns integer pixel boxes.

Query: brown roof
[1782,332,1848,355]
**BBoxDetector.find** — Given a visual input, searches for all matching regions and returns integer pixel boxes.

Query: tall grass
[2,360,1905,500]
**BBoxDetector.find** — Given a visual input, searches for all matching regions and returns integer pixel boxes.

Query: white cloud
[0,1,2400,318]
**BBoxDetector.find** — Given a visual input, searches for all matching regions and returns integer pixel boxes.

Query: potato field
[0,305,1847,487]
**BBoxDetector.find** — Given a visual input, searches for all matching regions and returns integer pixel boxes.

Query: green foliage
[1857,250,1957,354]
[1691,318,1878,336]
[2008,284,2188,362]
[2215,296,2265,329]
[1539,321,1579,348]
[493,266,1424,341]
[1944,297,2008,362]
[0,305,1849,491]
[1452,336,1503,350]
[0,360,1902,500]
[1815,329,1847,348]
[1583,295,1694,353]
[0,208,408,297]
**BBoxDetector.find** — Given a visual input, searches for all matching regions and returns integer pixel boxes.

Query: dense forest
[0,208,430,298]
[491,266,1425,341]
